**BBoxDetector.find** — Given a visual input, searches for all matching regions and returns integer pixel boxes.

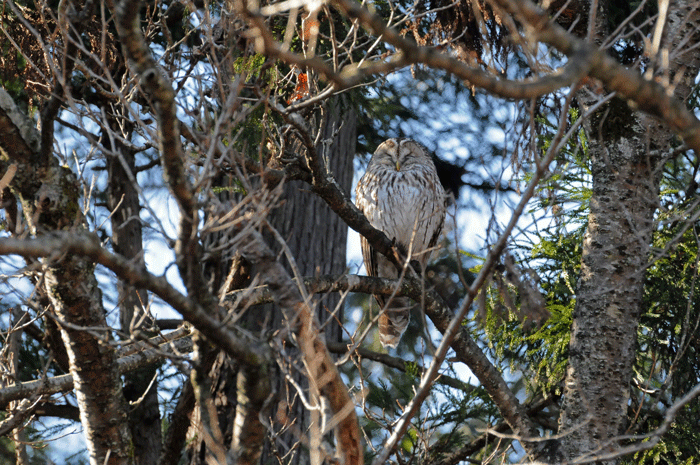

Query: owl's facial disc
[382,148,401,171]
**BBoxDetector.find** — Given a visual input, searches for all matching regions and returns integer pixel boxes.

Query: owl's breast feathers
[355,138,447,348]
[357,168,445,269]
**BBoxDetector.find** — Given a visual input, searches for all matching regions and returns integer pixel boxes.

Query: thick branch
[231,271,537,450]
[0,334,192,408]
[265,98,403,269]
[369,93,581,465]
[492,0,700,154]
[231,362,270,465]
[158,378,195,465]
[0,233,267,368]
[2,80,132,465]
[241,0,700,155]
[331,0,593,96]
[113,0,206,298]
[237,0,592,98]
[38,0,93,164]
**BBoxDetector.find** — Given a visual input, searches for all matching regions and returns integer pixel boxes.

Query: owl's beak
[395,160,401,171]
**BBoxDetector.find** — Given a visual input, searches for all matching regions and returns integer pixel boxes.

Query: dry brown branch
[113,0,205,297]
[0,233,267,367]
[227,265,538,457]
[491,0,700,153]
[238,0,700,157]
[331,0,593,96]
[158,377,195,465]
[237,0,593,98]
[0,333,193,408]
[370,88,582,464]
[232,224,363,465]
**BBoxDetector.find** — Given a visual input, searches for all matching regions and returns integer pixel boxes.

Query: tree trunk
[105,109,162,465]
[45,256,133,465]
[264,97,356,465]
[0,87,133,465]
[183,96,356,464]
[269,96,355,343]
[547,100,658,463]
[42,168,132,465]
[543,2,700,462]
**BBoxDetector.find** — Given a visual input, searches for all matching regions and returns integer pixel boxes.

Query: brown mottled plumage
[355,138,446,348]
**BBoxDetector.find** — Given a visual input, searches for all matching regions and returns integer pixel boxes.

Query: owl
[355,138,446,348]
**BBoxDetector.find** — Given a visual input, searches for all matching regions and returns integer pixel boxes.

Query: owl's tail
[375,295,412,348]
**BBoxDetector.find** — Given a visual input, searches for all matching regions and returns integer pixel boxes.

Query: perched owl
[355,138,446,348]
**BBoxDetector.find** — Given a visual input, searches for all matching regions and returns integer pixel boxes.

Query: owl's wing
[427,207,445,250]
[360,234,388,309]
[360,234,378,278]
[356,180,379,278]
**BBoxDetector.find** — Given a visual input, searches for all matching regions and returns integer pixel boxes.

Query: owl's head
[371,138,434,172]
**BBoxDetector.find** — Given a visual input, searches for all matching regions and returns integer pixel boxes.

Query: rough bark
[270,98,355,341]
[263,97,355,465]
[0,87,133,465]
[235,226,362,465]
[541,1,700,463]
[183,95,356,465]
[546,101,659,463]
[43,231,132,465]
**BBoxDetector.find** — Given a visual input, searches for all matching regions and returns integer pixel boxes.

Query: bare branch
[371,88,581,465]
[0,335,192,408]
[238,0,593,98]
[232,224,364,465]
[113,0,206,297]
[326,341,476,393]
[330,0,593,96]
[0,233,268,368]
[492,0,700,154]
